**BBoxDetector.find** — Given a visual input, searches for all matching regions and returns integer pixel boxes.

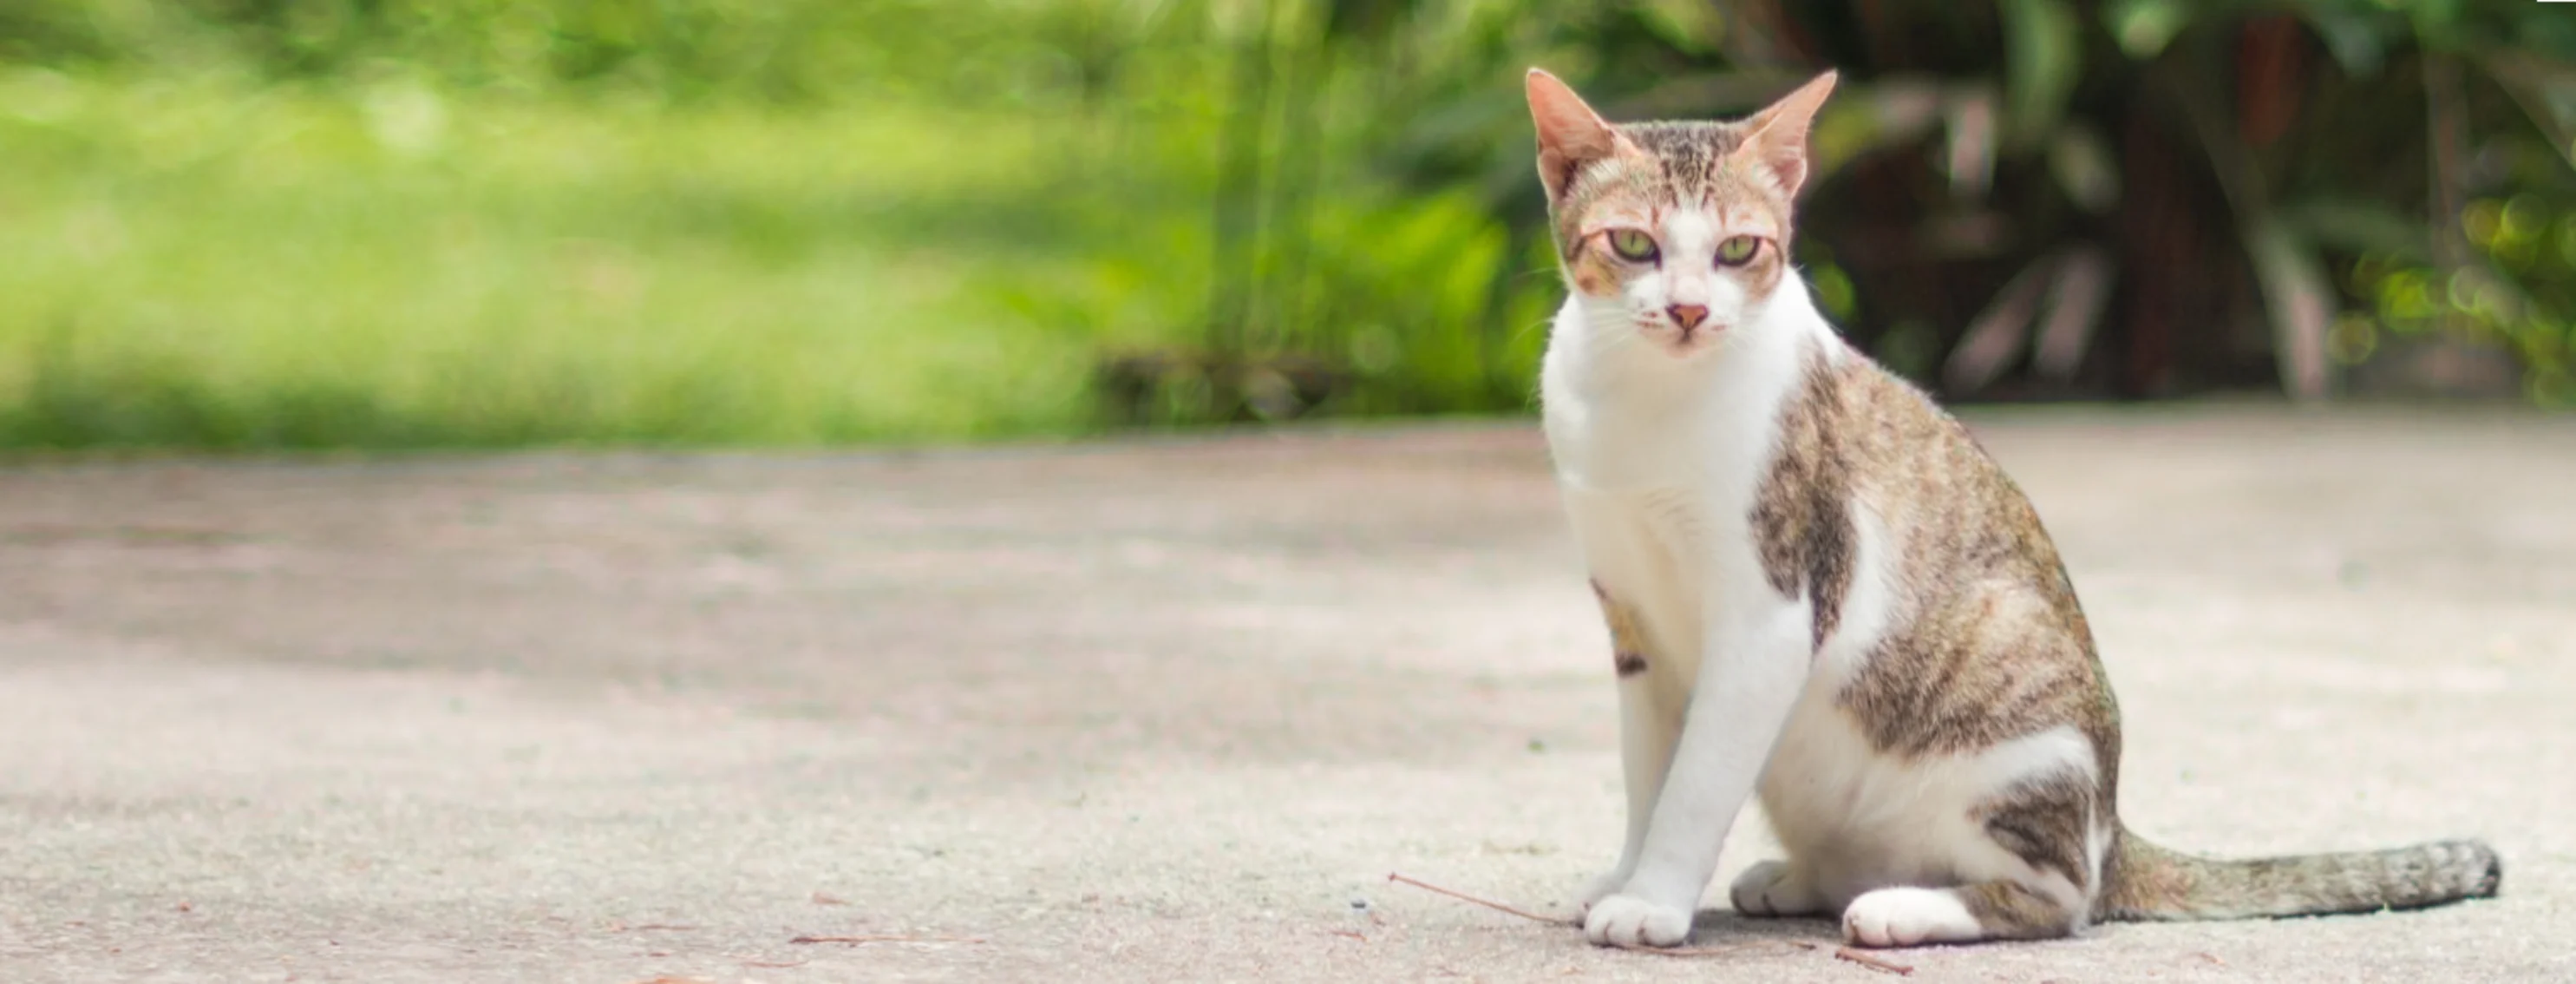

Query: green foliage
[2354,191,2576,405]
[1394,0,2576,402]
[5,0,2574,450]
[0,71,1096,448]
[0,0,1572,445]
[0,0,1030,102]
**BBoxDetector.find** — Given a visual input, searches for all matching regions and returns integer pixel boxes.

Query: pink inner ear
[1736,72,1837,196]
[1747,139,1809,198]
[1528,69,1618,196]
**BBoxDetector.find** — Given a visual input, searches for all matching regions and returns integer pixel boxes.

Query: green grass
[0,68,1120,449]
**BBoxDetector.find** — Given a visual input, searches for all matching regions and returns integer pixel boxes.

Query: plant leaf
[2000,0,2080,146]
[1943,85,1999,199]
[2104,0,2186,61]
[1944,253,2054,394]
[2244,215,2336,401]
[2047,124,2121,213]
[2032,245,2114,381]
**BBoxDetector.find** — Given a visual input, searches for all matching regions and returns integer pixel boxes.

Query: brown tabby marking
[1591,579,1651,677]
[1757,355,2122,781]
[2097,835,2502,922]
[1973,774,2096,891]
[1957,880,2080,940]
[1750,350,1854,653]
[1749,343,2506,931]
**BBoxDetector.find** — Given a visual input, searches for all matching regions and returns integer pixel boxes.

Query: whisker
[1504,315,1556,350]
[1580,327,1643,361]
[1710,323,1758,358]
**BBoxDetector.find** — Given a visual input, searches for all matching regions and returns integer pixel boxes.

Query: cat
[1524,67,2501,949]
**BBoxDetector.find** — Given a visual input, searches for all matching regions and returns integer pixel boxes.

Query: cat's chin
[1653,332,1723,359]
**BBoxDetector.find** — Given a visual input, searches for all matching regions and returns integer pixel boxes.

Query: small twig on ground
[1328,929,1368,941]
[1834,947,1914,975]
[1385,872,1572,925]
[741,959,809,968]
[1613,940,1808,959]
[810,891,850,906]
[1389,870,1911,976]
[788,935,985,946]
[619,923,698,933]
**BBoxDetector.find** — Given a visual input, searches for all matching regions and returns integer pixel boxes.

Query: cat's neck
[1541,282,1837,493]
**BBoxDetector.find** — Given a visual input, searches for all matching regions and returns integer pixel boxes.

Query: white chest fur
[1540,292,1822,660]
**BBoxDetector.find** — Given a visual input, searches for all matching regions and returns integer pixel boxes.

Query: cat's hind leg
[1728,859,1828,917]
[1832,738,2103,946]
[1840,880,2082,946]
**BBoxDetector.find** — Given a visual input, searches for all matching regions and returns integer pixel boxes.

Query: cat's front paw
[1582,893,1692,948]
[1572,869,1631,919]
[1729,860,1826,917]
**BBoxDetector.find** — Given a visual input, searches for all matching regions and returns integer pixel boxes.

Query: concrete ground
[0,408,2569,983]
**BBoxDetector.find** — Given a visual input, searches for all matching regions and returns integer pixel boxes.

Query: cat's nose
[1667,304,1710,331]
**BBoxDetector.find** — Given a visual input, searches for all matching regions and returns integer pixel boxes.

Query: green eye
[1717,235,1761,266]
[1607,229,1659,262]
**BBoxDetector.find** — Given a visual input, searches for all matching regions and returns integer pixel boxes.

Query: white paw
[1583,893,1692,948]
[1573,869,1631,920]
[1729,860,1824,916]
[1840,887,1982,948]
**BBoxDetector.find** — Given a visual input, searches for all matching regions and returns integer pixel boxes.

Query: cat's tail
[2094,829,2500,922]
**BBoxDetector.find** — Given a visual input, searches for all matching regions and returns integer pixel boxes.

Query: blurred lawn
[0,68,1109,448]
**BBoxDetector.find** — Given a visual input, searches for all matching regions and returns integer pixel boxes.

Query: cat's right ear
[1527,69,1620,201]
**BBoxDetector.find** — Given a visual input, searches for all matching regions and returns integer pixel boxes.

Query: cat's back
[1793,344,2066,587]
[1779,344,2117,763]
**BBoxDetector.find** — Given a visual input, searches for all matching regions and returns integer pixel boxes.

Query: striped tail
[2096,829,2501,922]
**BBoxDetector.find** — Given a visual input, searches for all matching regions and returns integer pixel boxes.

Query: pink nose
[1668,305,1709,331]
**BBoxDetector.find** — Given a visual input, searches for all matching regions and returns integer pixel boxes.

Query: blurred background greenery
[2,0,2573,449]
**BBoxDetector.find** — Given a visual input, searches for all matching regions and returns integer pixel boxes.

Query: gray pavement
[0,408,2570,982]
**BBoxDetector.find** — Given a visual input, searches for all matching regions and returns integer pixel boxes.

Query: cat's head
[1527,69,1835,358]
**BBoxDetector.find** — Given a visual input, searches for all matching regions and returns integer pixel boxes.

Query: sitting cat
[1523,66,2501,949]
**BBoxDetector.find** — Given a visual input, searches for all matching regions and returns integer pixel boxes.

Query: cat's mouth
[1651,322,1725,355]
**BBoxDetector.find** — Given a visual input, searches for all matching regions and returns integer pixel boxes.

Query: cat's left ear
[1527,69,1624,201]
[1735,70,1839,198]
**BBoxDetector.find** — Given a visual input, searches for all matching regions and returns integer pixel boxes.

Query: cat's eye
[1716,235,1762,266]
[1607,229,1659,263]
